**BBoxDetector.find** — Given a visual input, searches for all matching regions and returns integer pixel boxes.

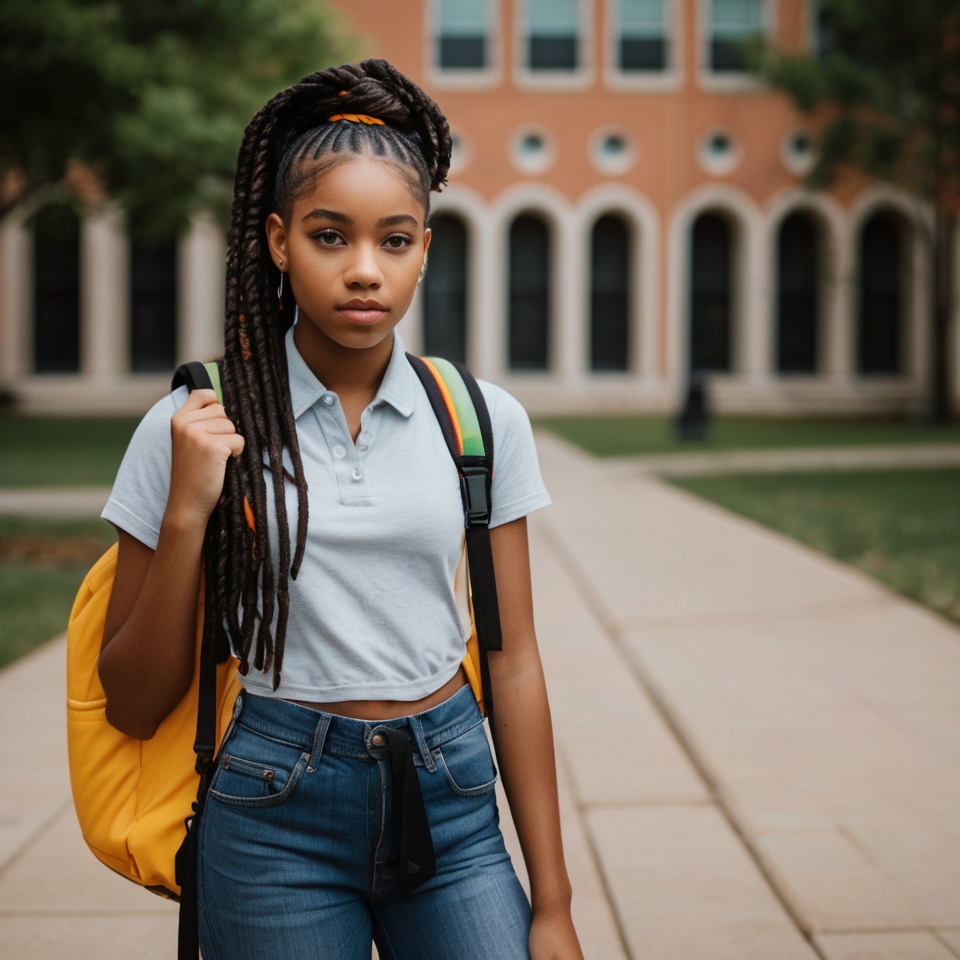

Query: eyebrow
[376,214,420,230]
[302,208,352,225]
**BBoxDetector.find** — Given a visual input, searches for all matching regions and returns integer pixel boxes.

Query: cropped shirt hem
[236,653,466,703]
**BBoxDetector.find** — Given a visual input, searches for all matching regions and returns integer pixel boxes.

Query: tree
[0,0,353,236]
[758,0,960,421]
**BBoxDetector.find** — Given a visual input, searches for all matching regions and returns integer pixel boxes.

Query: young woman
[98,59,583,960]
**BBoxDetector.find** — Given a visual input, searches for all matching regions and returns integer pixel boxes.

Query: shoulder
[474,379,532,438]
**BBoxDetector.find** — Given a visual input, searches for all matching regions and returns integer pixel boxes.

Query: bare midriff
[288,665,468,721]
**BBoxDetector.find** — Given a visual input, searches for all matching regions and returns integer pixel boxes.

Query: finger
[224,436,246,458]
[178,388,220,412]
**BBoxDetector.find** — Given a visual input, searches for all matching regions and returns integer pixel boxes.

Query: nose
[344,242,383,289]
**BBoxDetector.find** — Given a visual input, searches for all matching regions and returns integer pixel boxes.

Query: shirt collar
[285,324,416,420]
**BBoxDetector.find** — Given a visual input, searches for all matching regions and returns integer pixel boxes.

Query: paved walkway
[2,434,960,958]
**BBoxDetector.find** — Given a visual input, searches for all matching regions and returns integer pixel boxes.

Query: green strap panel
[204,361,223,406]
[425,357,485,458]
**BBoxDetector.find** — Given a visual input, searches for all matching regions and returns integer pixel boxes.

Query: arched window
[777,212,820,374]
[590,214,630,371]
[130,235,177,372]
[690,212,732,373]
[32,204,81,374]
[423,214,468,364]
[858,212,903,375]
[509,214,550,371]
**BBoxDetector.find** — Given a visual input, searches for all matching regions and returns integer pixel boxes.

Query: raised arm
[488,517,584,960]
[98,389,244,739]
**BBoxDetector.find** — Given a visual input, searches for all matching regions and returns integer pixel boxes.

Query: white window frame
[605,0,683,92]
[514,0,593,92]
[427,0,501,90]
[697,0,775,92]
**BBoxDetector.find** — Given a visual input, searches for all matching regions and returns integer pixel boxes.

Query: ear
[422,226,432,256]
[265,212,289,270]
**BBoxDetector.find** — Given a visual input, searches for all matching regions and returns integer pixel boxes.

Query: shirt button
[322,394,334,405]
[333,445,346,459]
[358,443,368,452]
[352,468,362,481]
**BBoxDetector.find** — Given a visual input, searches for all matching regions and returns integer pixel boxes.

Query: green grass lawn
[671,467,960,624]
[536,415,960,458]
[0,517,116,668]
[0,416,140,487]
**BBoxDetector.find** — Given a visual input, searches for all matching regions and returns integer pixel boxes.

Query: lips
[338,299,387,325]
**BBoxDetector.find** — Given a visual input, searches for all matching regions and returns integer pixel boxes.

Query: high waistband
[231,682,482,770]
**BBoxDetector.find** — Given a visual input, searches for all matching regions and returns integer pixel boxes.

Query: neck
[292,320,395,406]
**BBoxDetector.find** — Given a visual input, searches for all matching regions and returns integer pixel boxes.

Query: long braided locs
[205,60,452,689]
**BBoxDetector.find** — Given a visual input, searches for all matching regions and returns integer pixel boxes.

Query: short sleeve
[478,381,552,528]
[101,387,188,549]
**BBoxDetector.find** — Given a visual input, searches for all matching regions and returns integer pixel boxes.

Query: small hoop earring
[417,254,428,286]
[277,262,285,311]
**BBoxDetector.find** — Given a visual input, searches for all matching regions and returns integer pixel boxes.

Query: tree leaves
[0,0,354,235]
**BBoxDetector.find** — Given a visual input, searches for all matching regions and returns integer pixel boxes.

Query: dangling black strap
[406,355,501,724]
[378,726,436,894]
[171,361,223,960]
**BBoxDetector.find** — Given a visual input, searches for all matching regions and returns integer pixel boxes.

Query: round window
[449,131,471,175]
[781,128,816,176]
[697,129,740,176]
[589,127,637,175]
[509,126,556,174]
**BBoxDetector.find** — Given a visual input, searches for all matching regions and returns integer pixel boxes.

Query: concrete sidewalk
[2,435,959,958]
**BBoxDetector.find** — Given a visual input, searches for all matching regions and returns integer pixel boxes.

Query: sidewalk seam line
[538,514,827,960]
[0,798,73,880]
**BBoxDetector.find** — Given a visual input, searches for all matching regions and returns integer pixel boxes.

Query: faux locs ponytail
[206,60,452,688]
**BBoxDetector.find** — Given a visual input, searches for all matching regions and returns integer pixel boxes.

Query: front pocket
[208,724,310,808]
[435,722,498,797]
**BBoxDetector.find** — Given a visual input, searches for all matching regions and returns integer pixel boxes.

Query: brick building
[0,0,944,415]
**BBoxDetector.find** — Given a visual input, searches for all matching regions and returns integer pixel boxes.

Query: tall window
[777,213,820,374]
[858,212,903,375]
[690,212,732,372]
[130,235,177,372]
[526,0,580,71]
[509,214,550,370]
[423,215,468,364]
[32,204,81,374]
[590,215,630,371]
[709,0,763,72]
[436,0,490,69]
[617,0,667,71]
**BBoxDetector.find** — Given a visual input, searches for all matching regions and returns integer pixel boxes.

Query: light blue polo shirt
[103,327,551,702]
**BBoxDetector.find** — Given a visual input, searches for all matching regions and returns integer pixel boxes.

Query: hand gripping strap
[406,355,502,724]
[170,360,225,960]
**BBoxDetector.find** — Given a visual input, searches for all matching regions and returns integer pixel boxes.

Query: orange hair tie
[327,113,385,126]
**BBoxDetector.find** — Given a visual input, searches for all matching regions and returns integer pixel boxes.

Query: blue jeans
[197,684,531,959]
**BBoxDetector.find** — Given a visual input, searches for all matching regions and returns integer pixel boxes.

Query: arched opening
[777,212,820,374]
[590,214,630,372]
[690,211,733,373]
[423,214,468,364]
[130,234,177,372]
[509,213,550,371]
[32,204,81,374]
[858,211,904,375]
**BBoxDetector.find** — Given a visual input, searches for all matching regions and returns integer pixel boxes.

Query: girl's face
[265,154,431,353]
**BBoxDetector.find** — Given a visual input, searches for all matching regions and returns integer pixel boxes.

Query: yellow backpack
[66,355,500,955]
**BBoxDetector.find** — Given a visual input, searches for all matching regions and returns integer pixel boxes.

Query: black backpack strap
[170,361,224,960]
[407,354,501,725]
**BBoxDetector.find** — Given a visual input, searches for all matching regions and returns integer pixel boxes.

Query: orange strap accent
[420,358,463,456]
[327,113,385,125]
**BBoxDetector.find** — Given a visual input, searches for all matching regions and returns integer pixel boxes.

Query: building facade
[0,0,951,415]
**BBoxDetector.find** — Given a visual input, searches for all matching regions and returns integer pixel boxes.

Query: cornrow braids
[206,60,451,690]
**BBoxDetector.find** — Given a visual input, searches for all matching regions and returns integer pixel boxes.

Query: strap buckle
[460,467,490,527]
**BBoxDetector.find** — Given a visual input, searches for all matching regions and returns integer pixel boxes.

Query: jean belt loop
[306,714,331,773]
[410,715,436,773]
